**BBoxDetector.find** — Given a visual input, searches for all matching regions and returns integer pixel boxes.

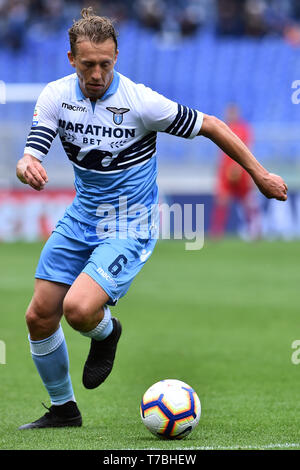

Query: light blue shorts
[35,213,157,305]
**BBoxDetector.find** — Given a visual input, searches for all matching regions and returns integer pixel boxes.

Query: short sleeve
[24,83,59,161]
[135,84,203,139]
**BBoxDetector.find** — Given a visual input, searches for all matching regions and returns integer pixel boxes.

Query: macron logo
[96,266,117,287]
[62,102,87,112]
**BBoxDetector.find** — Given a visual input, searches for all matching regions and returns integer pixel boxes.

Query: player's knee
[63,297,93,331]
[25,299,56,337]
[25,307,39,331]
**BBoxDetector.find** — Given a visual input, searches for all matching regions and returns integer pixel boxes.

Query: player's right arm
[16,82,58,191]
[16,153,48,191]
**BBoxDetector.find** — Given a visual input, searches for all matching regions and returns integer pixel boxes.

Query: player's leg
[19,225,93,429]
[238,190,262,240]
[210,192,231,238]
[63,272,110,333]
[25,278,67,340]
[20,278,81,429]
[63,235,157,390]
[210,165,232,238]
[63,272,122,389]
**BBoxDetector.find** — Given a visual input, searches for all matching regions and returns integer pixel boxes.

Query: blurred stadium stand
[1,0,300,239]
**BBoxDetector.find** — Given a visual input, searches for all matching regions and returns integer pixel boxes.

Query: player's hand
[254,172,288,201]
[16,154,48,191]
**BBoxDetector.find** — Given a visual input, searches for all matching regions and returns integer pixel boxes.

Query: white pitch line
[181,443,300,450]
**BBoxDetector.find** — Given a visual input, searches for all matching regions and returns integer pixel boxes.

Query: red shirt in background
[216,120,253,199]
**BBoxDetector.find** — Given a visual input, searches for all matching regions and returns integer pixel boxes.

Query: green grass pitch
[0,238,299,450]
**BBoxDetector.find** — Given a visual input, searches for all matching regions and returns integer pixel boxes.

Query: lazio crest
[106,107,130,125]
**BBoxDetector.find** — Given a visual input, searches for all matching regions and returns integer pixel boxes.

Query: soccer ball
[140,379,201,440]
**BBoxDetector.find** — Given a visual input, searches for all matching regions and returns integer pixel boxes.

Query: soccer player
[16,8,288,429]
[210,104,261,239]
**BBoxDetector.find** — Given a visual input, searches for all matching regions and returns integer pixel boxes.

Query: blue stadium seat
[2,23,300,162]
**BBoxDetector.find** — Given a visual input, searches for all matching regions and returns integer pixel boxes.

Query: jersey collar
[75,71,120,102]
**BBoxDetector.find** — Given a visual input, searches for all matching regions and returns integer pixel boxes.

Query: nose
[91,65,103,83]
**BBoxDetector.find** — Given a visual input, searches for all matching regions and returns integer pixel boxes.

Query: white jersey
[24,71,203,234]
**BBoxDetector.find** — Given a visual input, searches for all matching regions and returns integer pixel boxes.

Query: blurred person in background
[210,104,262,240]
[216,0,245,36]
[1,0,300,51]
[134,0,166,33]
[0,0,29,49]
[216,0,297,37]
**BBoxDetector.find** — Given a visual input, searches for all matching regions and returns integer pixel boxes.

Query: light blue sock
[29,325,75,405]
[80,305,113,341]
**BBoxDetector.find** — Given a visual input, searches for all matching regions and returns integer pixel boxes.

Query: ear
[67,51,76,68]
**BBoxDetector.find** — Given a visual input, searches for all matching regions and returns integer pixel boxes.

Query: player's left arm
[199,114,288,201]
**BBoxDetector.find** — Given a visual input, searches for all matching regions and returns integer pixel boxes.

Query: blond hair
[68,7,118,55]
